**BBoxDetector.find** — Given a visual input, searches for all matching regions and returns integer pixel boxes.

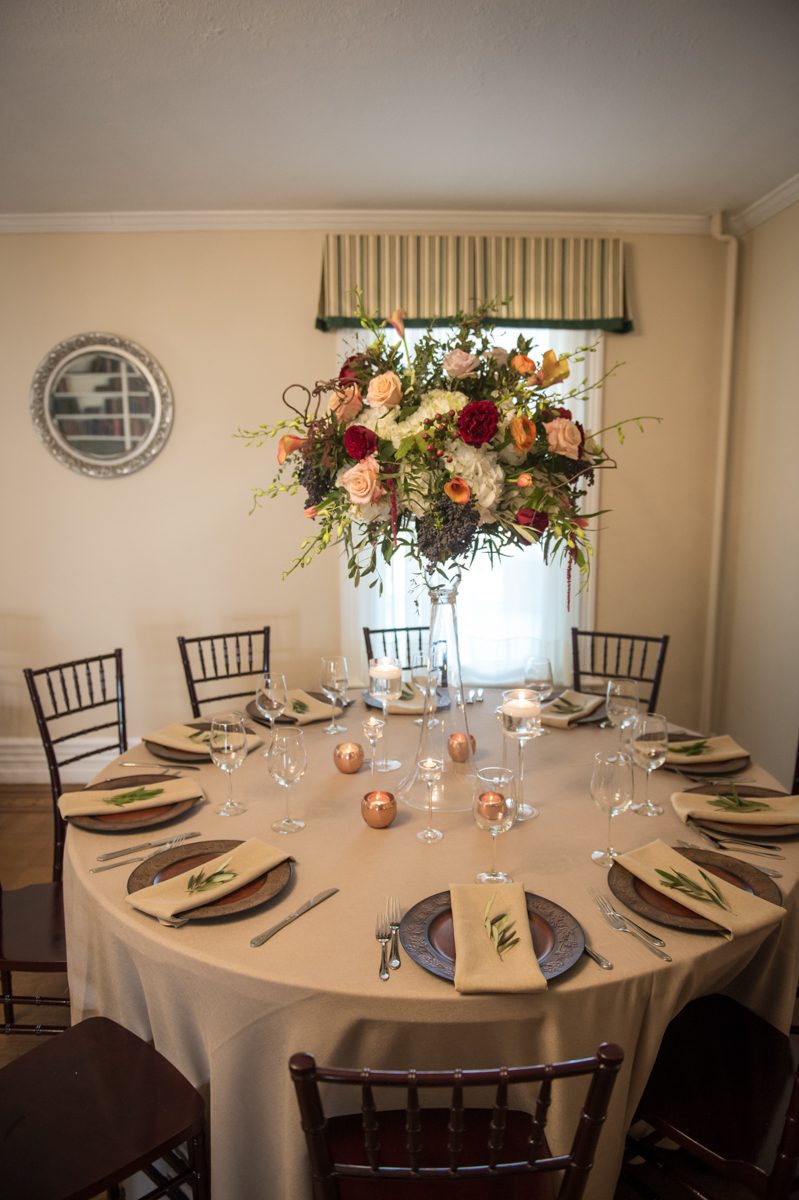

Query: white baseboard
[0,737,121,785]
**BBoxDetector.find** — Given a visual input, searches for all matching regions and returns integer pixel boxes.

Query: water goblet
[606,679,640,745]
[499,688,540,821]
[416,756,444,843]
[320,655,349,735]
[268,728,308,833]
[368,656,402,772]
[209,711,249,817]
[361,716,385,776]
[629,711,668,816]
[590,750,634,865]
[254,671,288,746]
[523,655,554,737]
[473,767,517,883]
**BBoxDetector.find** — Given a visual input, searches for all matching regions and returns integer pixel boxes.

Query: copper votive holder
[333,742,364,774]
[447,732,476,763]
[361,790,397,828]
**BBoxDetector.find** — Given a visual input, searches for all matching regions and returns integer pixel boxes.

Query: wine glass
[629,711,668,817]
[320,655,349,735]
[499,688,540,821]
[254,671,288,745]
[606,679,640,745]
[268,728,308,834]
[473,767,517,883]
[523,655,554,737]
[368,656,402,772]
[590,750,634,865]
[209,712,248,817]
[416,756,443,843]
[361,716,385,776]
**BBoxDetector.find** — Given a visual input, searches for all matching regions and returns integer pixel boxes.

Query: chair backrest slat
[177,627,271,717]
[449,1079,465,1170]
[406,1079,422,1171]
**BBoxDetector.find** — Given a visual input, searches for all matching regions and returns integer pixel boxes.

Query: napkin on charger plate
[450,883,546,994]
[385,683,426,715]
[125,837,292,921]
[540,689,605,728]
[282,689,342,725]
[664,734,749,766]
[671,790,799,827]
[616,839,785,936]
[58,777,203,819]
[142,723,263,756]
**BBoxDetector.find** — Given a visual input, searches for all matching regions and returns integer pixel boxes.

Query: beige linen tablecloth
[64,692,799,1200]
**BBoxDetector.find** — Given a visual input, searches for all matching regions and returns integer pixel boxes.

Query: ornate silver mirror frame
[30,332,174,478]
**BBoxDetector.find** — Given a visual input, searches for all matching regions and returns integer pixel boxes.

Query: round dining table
[63,692,799,1200]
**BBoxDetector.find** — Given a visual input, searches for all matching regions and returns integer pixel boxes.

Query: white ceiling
[2,0,798,223]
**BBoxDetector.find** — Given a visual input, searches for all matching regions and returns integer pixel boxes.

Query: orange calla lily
[277,434,306,465]
[444,476,471,504]
[539,349,570,387]
[509,415,536,452]
[388,307,407,338]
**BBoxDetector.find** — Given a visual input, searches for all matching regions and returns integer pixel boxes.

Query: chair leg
[2,969,15,1029]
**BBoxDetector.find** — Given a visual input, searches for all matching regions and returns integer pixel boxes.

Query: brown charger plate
[67,774,203,834]
[142,739,209,764]
[664,752,751,776]
[399,890,584,983]
[684,783,797,839]
[246,693,354,728]
[608,847,782,933]
[127,838,293,921]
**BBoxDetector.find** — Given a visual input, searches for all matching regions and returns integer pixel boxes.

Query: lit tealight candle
[502,698,540,717]
[370,664,402,680]
[477,790,505,822]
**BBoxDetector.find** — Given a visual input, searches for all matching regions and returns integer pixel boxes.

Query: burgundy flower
[515,508,549,533]
[343,425,378,461]
[457,400,500,447]
[338,354,369,387]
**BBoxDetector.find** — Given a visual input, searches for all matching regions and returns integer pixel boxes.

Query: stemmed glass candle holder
[254,672,288,745]
[590,750,634,865]
[473,767,517,883]
[416,756,444,843]
[499,689,540,821]
[629,711,668,816]
[368,656,402,772]
[268,728,308,834]
[361,716,385,777]
[209,712,249,817]
[522,656,554,737]
[320,655,349,735]
[606,679,640,746]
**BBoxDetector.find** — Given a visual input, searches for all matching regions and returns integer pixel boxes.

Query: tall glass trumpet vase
[499,689,540,821]
[368,656,402,773]
[397,572,475,813]
[629,712,668,817]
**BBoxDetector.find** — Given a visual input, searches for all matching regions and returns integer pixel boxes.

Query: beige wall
[0,228,728,750]
[715,202,799,788]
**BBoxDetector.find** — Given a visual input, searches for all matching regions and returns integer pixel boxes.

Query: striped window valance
[317,234,632,333]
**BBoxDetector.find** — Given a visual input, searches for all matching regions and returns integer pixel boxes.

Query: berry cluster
[420,412,458,464]
[416,497,480,565]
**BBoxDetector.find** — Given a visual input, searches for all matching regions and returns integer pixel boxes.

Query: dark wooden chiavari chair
[177,625,271,717]
[571,628,670,713]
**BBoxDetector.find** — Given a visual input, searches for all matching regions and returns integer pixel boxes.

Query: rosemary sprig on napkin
[186,857,237,894]
[291,699,309,714]
[708,786,770,814]
[654,867,732,911]
[550,697,583,714]
[188,729,211,743]
[483,894,520,960]
[670,740,710,757]
[103,786,165,808]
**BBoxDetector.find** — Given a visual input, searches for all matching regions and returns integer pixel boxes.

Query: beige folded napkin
[142,723,262,756]
[450,883,546,994]
[665,734,749,766]
[58,777,202,819]
[125,837,291,920]
[385,683,426,715]
[671,790,799,826]
[616,839,785,936]
[283,689,340,725]
[541,689,604,729]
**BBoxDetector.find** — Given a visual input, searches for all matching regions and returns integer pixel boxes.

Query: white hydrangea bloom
[385,389,469,448]
[447,442,505,524]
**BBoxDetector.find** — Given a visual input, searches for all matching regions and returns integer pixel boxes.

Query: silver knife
[96,830,202,862]
[250,888,339,947]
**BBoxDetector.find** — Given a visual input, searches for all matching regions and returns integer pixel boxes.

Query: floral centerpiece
[241,302,648,593]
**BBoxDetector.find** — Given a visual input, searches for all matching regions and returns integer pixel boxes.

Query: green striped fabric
[317,234,632,332]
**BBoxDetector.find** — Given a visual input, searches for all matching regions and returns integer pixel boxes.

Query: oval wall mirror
[30,332,174,478]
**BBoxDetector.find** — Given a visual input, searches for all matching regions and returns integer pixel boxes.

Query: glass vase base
[475,869,512,884]
[272,816,305,834]
[515,803,539,822]
[417,827,443,843]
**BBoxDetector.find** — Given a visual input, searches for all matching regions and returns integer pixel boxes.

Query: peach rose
[328,384,362,424]
[543,417,582,461]
[366,371,403,409]
[511,353,537,376]
[516,472,533,489]
[443,349,481,378]
[539,349,570,388]
[340,455,386,506]
[277,434,305,465]
[444,476,471,504]
[509,415,536,452]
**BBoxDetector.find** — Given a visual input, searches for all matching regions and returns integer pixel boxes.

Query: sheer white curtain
[339,328,603,686]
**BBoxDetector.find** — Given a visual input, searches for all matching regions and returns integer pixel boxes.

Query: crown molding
[0,207,712,236]
[729,173,799,235]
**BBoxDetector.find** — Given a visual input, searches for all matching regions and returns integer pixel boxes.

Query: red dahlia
[457,400,499,446]
[343,425,378,460]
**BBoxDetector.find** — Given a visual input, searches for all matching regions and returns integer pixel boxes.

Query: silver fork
[676,839,783,879]
[687,823,784,857]
[591,892,672,961]
[590,888,667,947]
[387,896,401,969]
[90,833,191,873]
[375,911,391,982]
